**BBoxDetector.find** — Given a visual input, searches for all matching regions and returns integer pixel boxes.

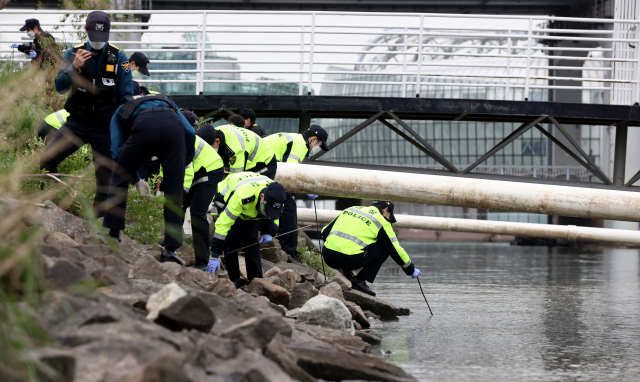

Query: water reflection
[372,243,640,382]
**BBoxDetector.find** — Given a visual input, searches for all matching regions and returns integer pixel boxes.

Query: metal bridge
[2,8,640,193]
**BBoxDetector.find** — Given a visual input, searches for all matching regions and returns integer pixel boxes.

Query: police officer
[129,52,150,80]
[238,109,267,137]
[11,18,57,67]
[264,125,331,262]
[208,172,286,286]
[195,121,277,179]
[41,11,133,217]
[103,93,195,265]
[320,201,421,296]
[182,128,225,270]
[37,109,70,141]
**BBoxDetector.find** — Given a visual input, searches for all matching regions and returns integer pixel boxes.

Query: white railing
[0,9,639,102]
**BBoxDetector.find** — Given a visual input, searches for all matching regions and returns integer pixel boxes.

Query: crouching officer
[41,11,133,217]
[182,128,225,271]
[264,125,331,262]
[320,201,421,296]
[208,172,286,287]
[103,93,195,265]
[196,119,277,179]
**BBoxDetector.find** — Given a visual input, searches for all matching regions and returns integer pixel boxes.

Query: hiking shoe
[190,263,207,271]
[160,249,185,266]
[288,252,302,264]
[351,277,376,297]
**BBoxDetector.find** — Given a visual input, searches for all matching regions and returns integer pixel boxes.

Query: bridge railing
[0,9,638,102]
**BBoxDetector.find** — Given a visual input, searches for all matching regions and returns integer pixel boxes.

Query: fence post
[524,18,532,101]
[300,25,305,96]
[635,20,640,103]
[506,29,511,99]
[307,13,316,96]
[416,15,424,98]
[197,11,207,95]
[402,27,408,97]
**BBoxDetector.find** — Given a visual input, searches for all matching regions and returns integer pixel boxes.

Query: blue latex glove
[29,51,37,58]
[259,234,273,244]
[307,194,319,200]
[206,258,220,273]
[411,268,421,279]
[10,43,19,48]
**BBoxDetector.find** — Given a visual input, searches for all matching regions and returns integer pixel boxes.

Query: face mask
[27,31,35,38]
[88,40,106,50]
[132,70,142,79]
[214,148,218,152]
[258,199,267,217]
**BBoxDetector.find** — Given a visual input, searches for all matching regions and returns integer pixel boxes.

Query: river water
[371,242,640,382]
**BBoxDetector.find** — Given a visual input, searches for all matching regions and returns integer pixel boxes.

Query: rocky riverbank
[23,201,417,382]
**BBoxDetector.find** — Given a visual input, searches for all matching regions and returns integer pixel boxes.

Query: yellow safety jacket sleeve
[212,190,245,241]
[218,125,249,174]
[184,164,194,192]
[265,132,309,164]
[44,109,70,129]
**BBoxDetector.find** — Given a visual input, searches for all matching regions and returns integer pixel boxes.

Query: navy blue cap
[263,183,286,220]
[372,200,396,223]
[86,11,110,42]
[129,52,150,76]
[196,124,218,145]
[20,19,40,32]
[182,110,199,128]
[308,124,331,151]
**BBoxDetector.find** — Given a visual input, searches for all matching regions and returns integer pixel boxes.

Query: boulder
[268,276,291,291]
[146,282,187,320]
[41,231,78,248]
[260,239,288,263]
[213,269,229,279]
[206,349,295,382]
[353,320,362,330]
[329,274,352,291]
[155,295,215,333]
[219,315,292,350]
[288,282,318,309]
[160,262,201,290]
[319,281,345,302]
[285,345,418,382]
[277,269,299,290]
[264,266,282,279]
[183,266,218,290]
[297,295,354,335]
[261,258,276,274]
[35,201,93,240]
[344,301,370,329]
[356,331,382,345]
[46,258,91,289]
[343,289,410,319]
[41,245,86,263]
[275,262,317,282]
[127,355,188,382]
[130,254,172,285]
[236,256,248,279]
[265,339,318,382]
[179,244,196,267]
[206,278,236,298]
[247,278,291,306]
[28,348,76,382]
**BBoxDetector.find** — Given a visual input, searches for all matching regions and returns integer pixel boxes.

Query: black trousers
[40,119,113,216]
[322,242,389,283]
[103,110,186,248]
[277,193,298,255]
[224,219,262,281]
[137,160,161,182]
[37,120,56,141]
[182,168,224,265]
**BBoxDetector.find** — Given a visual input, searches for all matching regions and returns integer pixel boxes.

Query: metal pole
[613,121,628,186]
[402,27,408,98]
[416,15,424,98]
[297,208,640,245]
[417,277,433,316]
[313,200,327,280]
[524,18,533,100]
[307,13,316,96]
[275,162,640,222]
[635,19,640,102]
[300,25,305,96]
[506,29,512,99]
[198,12,207,95]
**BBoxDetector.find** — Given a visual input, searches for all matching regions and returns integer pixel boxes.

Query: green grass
[297,245,335,278]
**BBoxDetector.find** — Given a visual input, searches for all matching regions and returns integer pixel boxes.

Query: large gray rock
[319,281,345,302]
[264,266,282,279]
[343,289,410,319]
[130,254,172,284]
[206,349,295,382]
[247,278,291,306]
[275,262,317,282]
[268,276,292,291]
[265,339,317,382]
[219,315,292,350]
[206,278,236,298]
[155,295,215,333]
[288,282,318,309]
[329,274,352,291]
[344,301,370,329]
[260,238,288,263]
[35,201,93,240]
[286,345,418,382]
[297,295,355,335]
[46,258,91,289]
[278,269,299,289]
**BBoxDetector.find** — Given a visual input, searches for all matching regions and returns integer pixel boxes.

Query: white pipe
[297,208,640,245]
[274,163,640,222]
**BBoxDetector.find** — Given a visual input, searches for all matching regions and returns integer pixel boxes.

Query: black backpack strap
[282,141,294,163]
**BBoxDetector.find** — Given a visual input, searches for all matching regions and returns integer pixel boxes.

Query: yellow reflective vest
[215,124,275,174]
[212,172,279,242]
[264,132,309,164]
[183,136,224,192]
[322,206,412,267]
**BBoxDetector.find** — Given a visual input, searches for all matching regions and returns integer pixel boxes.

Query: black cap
[182,110,199,128]
[132,81,143,96]
[308,124,331,151]
[263,183,286,220]
[196,124,218,145]
[129,52,150,76]
[20,19,40,32]
[372,200,396,223]
[85,11,110,42]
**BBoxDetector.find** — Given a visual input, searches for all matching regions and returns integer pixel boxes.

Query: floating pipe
[297,208,640,245]
[275,163,640,222]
